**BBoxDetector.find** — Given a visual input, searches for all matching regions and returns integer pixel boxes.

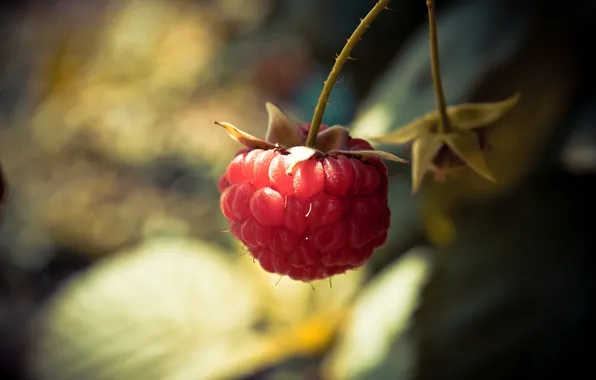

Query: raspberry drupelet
[217,103,404,282]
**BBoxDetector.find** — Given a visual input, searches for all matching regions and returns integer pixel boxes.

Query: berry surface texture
[218,123,390,282]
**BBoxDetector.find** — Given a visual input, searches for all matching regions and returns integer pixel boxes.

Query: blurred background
[0,0,594,379]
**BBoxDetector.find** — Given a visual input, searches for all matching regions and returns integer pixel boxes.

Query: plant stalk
[427,0,451,133]
[305,0,392,148]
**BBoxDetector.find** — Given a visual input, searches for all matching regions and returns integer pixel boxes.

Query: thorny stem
[305,0,392,148]
[427,0,451,133]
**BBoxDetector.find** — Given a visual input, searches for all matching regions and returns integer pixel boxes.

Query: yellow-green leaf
[411,134,444,193]
[369,114,436,145]
[443,132,496,182]
[215,121,276,150]
[264,102,303,148]
[447,93,521,130]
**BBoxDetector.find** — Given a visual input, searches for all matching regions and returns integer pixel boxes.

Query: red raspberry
[215,104,401,282]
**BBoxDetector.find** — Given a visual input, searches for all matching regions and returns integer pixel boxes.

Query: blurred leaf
[242,254,366,329]
[264,308,350,359]
[323,248,432,380]
[29,234,370,380]
[30,237,264,380]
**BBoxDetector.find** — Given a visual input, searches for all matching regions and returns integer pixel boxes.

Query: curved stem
[427,0,451,133]
[305,0,392,148]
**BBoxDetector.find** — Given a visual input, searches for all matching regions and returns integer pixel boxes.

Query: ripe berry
[216,103,404,282]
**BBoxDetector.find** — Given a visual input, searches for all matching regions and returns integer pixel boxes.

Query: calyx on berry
[215,102,407,171]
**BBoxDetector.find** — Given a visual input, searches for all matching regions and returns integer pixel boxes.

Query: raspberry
[215,103,402,282]
[219,148,389,281]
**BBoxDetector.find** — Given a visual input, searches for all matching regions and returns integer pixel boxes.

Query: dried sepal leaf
[216,103,409,175]
[411,134,444,193]
[369,114,436,145]
[331,149,408,163]
[315,126,351,152]
[265,102,303,148]
[443,133,496,182]
[369,93,520,148]
[447,93,521,130]
[286,146,319,174]
[215,121,277,150]
[365,94,519,191]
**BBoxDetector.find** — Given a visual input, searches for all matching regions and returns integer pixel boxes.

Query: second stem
[427,0,451,134]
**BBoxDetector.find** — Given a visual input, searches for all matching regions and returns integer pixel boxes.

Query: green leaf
[411,134,444,193]
[447,93,521,130]
[443,132,496,182]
